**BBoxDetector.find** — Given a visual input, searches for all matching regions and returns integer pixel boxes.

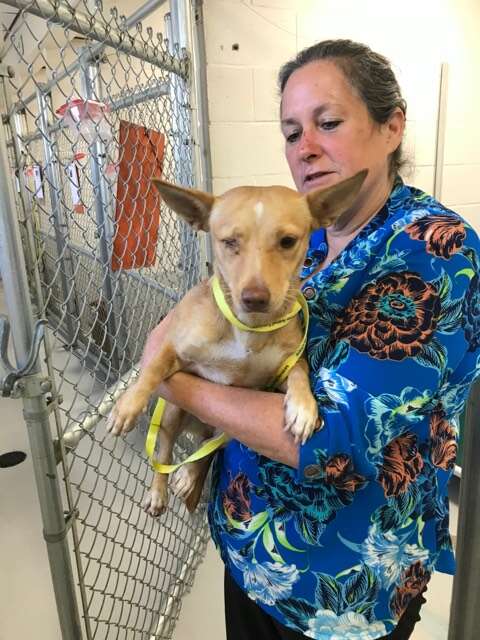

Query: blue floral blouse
[208,180,480,639]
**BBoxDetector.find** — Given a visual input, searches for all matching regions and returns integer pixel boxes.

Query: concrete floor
[0,280,457,640]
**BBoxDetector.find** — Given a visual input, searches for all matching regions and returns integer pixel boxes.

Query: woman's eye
[286,131,300,144]
[321,120,342,131]
[222,238,239,250]
[280,236,297,249]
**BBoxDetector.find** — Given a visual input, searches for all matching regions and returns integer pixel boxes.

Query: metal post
[184,0,214,278]
[3,96,40,304]
[0,95,83,640]
[165,6,196,290]
[448,379,480,639]
[81,57,127,373]
[433,63,448,201]
[36,87,79,344]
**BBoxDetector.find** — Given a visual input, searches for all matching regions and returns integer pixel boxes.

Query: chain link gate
[0,0,213,638]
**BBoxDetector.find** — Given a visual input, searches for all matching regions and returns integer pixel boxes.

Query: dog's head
[152,171,367,322]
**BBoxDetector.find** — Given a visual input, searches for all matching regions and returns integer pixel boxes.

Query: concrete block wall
[203,0,480,231]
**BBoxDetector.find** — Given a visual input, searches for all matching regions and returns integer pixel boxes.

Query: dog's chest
[184,336,287,387]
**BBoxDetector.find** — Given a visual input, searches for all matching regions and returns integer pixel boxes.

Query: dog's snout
[241,286,271,312]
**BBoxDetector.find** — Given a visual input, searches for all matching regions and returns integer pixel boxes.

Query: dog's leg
[282,359,319,445]
[107,342,180,436]
[144,402,186,517]
[171,453,216,513]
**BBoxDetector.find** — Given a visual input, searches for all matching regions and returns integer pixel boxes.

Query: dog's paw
[105,387,149,436]
[284,387,319,446]
[143,487,168,517]
[171,465,196,501]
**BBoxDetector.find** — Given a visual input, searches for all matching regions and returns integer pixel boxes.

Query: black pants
[224,570,426,640]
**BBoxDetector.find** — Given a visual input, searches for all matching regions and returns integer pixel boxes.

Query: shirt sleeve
[298,223,480,486]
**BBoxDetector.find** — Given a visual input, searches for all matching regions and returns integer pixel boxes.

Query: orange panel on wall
[112,120,165,271]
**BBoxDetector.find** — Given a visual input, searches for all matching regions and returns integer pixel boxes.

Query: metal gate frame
[0,1,213,638]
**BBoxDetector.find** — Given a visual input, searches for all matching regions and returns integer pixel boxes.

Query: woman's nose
[298,130,322,162]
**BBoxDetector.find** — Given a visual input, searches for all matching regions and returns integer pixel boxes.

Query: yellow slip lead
[211,275,303,333]
[146,277,309,474]
[146,398,229,474]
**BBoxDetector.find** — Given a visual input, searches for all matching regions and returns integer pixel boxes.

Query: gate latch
[0,315,47,397]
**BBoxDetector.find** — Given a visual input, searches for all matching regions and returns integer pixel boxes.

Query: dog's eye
[222,238,239,250]
[279,236,297,249]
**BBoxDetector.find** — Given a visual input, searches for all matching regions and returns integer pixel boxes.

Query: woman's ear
[386,107,406,153]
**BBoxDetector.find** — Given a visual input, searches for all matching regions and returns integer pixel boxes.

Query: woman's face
[280,60,404,199]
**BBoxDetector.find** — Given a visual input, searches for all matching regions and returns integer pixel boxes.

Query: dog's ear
[152,178,215,231]
[305,169,368,229]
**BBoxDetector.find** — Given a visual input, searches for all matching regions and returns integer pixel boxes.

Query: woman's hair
[278,39,407,177]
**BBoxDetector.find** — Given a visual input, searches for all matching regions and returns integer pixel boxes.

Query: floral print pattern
[389,561,431,619]
[377,433,424,497]
[332,271,441,361]
[405,214,466,259]
[429,409,457,470]
[209,181,480,638]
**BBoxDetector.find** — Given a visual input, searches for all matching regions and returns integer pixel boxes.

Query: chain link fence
[0,1,211,638]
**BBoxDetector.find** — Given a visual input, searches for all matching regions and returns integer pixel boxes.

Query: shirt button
[302,286,315,300]
[304,257,313,267]
[304,464,322,480]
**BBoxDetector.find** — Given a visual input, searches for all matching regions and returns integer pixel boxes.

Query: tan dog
[106,170,366,516]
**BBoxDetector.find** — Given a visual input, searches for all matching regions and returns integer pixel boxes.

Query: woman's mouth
[304,171,336,188]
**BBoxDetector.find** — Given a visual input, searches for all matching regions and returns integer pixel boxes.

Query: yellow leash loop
[146,276,309,474]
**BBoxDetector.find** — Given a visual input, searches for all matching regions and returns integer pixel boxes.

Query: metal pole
[448,379,480,639]
[433,63,448,200]
[165,5,199,291]
[17,82,170,148]
[125,0,169,29]
[36,87,78,344]
[0,92,83,640]
[81,57,128,373]
[186,0,214,278]
[1,0,185,76]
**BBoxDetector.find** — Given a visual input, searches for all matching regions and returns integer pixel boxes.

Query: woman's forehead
[281,60,361,115]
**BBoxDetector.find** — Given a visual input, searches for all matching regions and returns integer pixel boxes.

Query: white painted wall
[203,0,480,231]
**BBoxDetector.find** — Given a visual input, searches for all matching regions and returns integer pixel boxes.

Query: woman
[144,40,480,639]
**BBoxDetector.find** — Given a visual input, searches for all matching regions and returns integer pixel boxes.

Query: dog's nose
[241,287,270,312]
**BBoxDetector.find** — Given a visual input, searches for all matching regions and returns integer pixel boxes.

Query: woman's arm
[139,310,300,468]
[158,372,299,467]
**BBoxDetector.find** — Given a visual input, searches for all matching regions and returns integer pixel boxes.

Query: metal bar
[109,82,169,112]
[36,87,78,344]
[62,367,138,449]
[188,0,214,278]
[17,81,169,148]
[36,231,181,303]
[1,0,186,75]
[448,379,480,639]
[0,87,83,640]
[167,2,200,290]
[80,59,122,373]
[3,0,187,117]
[2,78,94,640]
[125,0,168,30]
[6,103,40,305]
[433,63,448,200]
